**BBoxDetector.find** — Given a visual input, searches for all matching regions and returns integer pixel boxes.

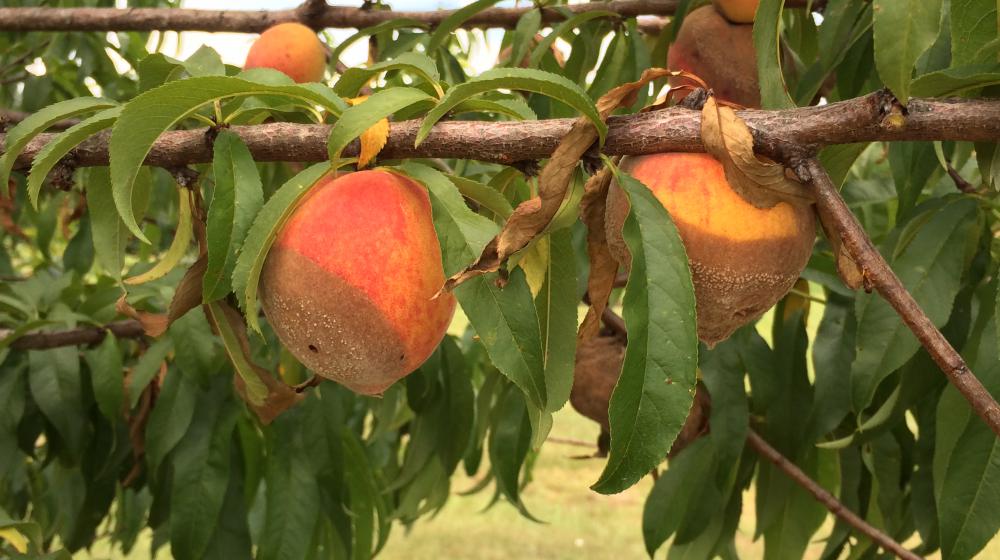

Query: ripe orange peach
[607,153,815,345]
[667,6,760,107]
[260,170,456,395]
[244,22,327,83]
[712,0,759,23]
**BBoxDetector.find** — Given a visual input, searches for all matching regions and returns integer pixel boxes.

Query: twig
[747,429,922,560]
[795,157,1000,437]
[946,161,976,193]
[6,93,1000,170]
[3,320,144,350]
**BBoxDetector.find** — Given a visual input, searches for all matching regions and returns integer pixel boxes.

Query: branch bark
[2,320,144,350]
[747,429,922,560]
[0,1,684,32]
[5,93,1000,170]
[795,157,1000,437]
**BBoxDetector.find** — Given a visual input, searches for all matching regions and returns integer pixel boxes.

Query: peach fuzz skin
[712,0,760,23]
[244,22,327,83]
[260,170,455,395]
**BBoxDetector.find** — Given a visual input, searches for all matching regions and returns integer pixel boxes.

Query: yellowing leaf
[0,528,29,554]
[124,188,193,285]
[347,96,389,168]
[700,96,813,209]
[518,236,550,297]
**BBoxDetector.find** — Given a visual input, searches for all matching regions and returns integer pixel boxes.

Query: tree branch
[747,429,922,560]
[0,1,685,33]
[5,93,1000,170]
[2,320,144,350]
[795,157,1000,437]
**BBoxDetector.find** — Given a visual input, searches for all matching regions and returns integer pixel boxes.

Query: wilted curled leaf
[444,68,685,292]
[700,96,814,209]
[116,294,169,337]
[347,96,390,169]
[124,187,193,285]
[577,166,619,343]
[206,300,303,424]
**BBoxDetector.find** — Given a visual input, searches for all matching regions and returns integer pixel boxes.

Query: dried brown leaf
[167,254,207,322]
[577,167,619,342]
[208,300,304,424]
[116,294,169,338]
[445,68,686,291]
[700,96,814,209]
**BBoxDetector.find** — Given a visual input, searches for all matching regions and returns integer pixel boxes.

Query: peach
[667,5,760,107]
[712,0,759,24]
[607,153,815,345]
[572,334,711,457]
[244,22,327,83]
[260,170,456,395]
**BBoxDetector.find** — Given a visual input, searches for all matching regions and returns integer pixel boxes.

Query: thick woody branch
[796,158,1000,437]
[2,320,144,350]
[0,1,684,33]
[747,430,922,560]
[4,93,1000,170]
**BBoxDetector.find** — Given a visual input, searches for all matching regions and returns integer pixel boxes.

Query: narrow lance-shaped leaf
[0,97,117,190]
[86,167,152,280]
[397,162,547,412]
[26,106,121,208]
[231,163,331,334]
[592,168,698,495]
[425,0,502,52]
[415,68,604,146]
[334,52,442,98]
[753,0,796,109]
[536,227,577,414]
[84,335,124,423]
[203,130,263,302]
[873,0,943,104]
[124,187,193,285]
[327,87,434,160]
[109,76,346,240]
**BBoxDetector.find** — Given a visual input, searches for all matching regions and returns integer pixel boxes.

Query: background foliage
[1,0,999,559]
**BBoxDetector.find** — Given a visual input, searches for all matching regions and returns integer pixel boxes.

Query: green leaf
[231,163,330,334]
[592,169,698,495]
[333,52,442,98]
[851,198,980,411]
[425,0,502,53]
[124,187,193,285]
[819,143,870,189]
[503,8,541,70]
[911,63,1000,96]
[528,10,619,68]
[169,381,239,560]
[446,174,514,218]
[129,338,173,409]
[536,228,577,414]
[642,438,716,556]
[951,0,999,66]
[145,368,198,478]
[0,97,116,191]
[809,294,855,440]
[109,77,345,240]
[26,107,121,209]
[873,0,944,103]
[327,87,434,159]
[762,449,839,560]
[203,131,264,302]
[28,347,87,457]
[83,336,123,423]
[257,408,321,560]
[329,18,429,71]
[397,162,547,412]
[415,68,603,147]
[449,97,537,121]
[86,167,152,280]
[935,310,1000,560]
[753,0,796,109]
[488,386,537,519]
[205,301,268,406]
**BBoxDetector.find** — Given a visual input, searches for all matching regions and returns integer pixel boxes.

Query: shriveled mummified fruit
[260,170,456,395]
[571,334,712,457]
[244,22,327,83]
[606,153,815,346]
[667,6,760,107]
